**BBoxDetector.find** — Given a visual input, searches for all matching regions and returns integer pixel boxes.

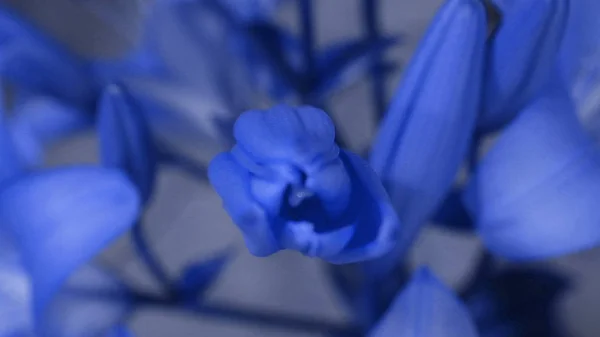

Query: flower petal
[8,97,92,167]
[208,152,280,257]
[480,0,568,132]
[42,265,132,337]
[466,76,600,260]
[233,105,337,167]
[97,84,158,204]
[0,237,33,337]
[369,267,479,337]
[0,166,140,335]
[368,0,486,270]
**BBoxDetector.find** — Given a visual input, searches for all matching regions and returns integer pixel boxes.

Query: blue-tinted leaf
[369,267,479,337]
[244,21,302,100]
[480,0,568,132]
[464,268,570,337]
[98,84,158,204]
[0,3,97,107]
[465,75,600,260]
[178,248,234,300]
[8,97,92,167]
[311,37,399,101]
[432,187,474,231]
[367,0,486,276]
[0,166,140,336]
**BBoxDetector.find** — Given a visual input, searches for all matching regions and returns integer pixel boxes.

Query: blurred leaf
[97,84,158,204]
[0,3,97,108]
[178,248,234,302]
[245,21,302,99]
[311,37,399,101]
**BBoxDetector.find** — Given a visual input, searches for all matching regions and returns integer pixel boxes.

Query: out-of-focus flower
[367,0,486,273]
[368,267,479,337]
[7,97,93,167]
[209,105,399,263]
[479,0,568,132]
[465,74,600,260]
[464,267,570,337]
[97,84,158,204]
[0,166,141,336]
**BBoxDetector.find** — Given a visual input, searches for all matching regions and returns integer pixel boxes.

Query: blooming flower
[480,0,568,132]
[209,105,399,263]
[0,166,140,336]
[465,73,600,260]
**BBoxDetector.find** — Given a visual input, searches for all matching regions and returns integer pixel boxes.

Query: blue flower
[465,73,600,260]
[367,0,486,272]
[0,166,141,336]
[480,0,568,132]
[209,105,399,263]
[368,267,479,337]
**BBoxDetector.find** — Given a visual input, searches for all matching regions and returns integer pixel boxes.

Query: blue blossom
[480,0,568,132]
[465,73,600,260]
[209,105,399,263]
[368,267,479,337]
[0,166,140,336]
[7,97,92,167]
[368,0,486,271]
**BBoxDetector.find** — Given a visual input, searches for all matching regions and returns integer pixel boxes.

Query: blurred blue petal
[0,3,97,107]
[178,248,234,301]
[464,267,570,337]
[369,267,479,337]
[0,166,141,336]
[368,0,486,273]
[559,0,600,84]
[310,37,399,102]
[465,75,600,260]
[7,97,92,167]
[105,325,135,337]
[209,105,399,263]
[480,0,568,132]
[98,84,158,204]
[0,237,33,337]
[45,265,132,337]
